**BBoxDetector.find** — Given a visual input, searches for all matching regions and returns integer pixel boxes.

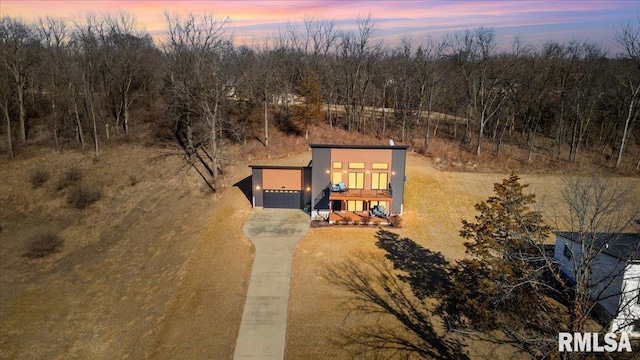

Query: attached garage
[250,165,312,210]
[263,190,301,209]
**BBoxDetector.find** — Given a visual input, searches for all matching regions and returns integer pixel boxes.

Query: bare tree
[566,41,607,164]
[0,16,38,144]
[164,12,235,189]
[415,38,446,151]
[449,28,515,155]
[0,50,14,158]
[614,19,640,169]
[73,14,102,158]
[337,15,379,132]
[38,16,69,148]
[100,11,154,136]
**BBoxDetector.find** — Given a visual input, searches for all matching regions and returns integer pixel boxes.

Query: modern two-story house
[554,231,640,336]
[249,143,408,223]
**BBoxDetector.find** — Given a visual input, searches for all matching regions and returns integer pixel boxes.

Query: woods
[1,13,639,182]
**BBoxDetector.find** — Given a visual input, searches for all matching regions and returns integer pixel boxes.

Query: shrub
[128,174,139,186]
[23,232,64,258]
[389,215,403,228]
[67,184,101,209]
[56,166,82,191]
[29,167,50,188]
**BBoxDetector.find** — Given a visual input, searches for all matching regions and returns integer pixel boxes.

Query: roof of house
[555,232,640,260]
[309,143,409,150]
[249,165,310,169]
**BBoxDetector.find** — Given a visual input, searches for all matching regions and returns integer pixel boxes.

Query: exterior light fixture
[256,185,261,190]
[306,187,311,191]
[392,171,396,176]
[326,170,330,174]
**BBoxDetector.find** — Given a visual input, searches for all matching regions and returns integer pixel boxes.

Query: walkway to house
[233,209,310,360]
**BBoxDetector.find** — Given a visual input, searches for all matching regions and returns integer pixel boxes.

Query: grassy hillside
[1,124,638,359]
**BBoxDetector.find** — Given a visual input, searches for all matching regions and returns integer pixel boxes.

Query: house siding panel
[612,263,640,335]
[390,148,407,214]
[311,147,331,219]
[303,167,312,211]
[252,167,263,208]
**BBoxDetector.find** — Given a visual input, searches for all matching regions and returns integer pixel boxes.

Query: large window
[332,172,343,185]
[347,200,364,211]
[371,172,388,190]
[348,172,365,189]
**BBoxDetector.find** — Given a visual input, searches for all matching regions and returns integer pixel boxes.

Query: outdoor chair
[370,205,388,218]
[338,182,347,192]
[331,183,340,192]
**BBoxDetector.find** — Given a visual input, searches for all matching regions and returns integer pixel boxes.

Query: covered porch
[327,189,392,225]
[328,211,391,225]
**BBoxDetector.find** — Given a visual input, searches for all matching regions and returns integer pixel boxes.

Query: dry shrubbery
[66,184,102,209]
[29,167,50,188]
[23,232,64,259]
[56,166,83,191]
[388,215,403,228]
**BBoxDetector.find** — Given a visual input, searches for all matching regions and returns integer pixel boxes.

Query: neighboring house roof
[309,143,409,150]
[555,232,640,260]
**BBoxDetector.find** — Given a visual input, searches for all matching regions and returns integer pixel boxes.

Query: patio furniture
[338,182,347,192]
[370,205,388,218]
[331,183,340,192]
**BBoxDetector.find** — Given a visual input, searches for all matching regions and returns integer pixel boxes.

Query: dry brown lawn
[0,144,255,359]
[285,152,640,359]
[1,143,638,359]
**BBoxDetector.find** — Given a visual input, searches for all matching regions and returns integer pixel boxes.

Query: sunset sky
[2,1,638,53]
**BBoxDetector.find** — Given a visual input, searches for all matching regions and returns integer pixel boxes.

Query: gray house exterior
[309,144,408,220]
[250,143,408,222]
[554,232,640,336]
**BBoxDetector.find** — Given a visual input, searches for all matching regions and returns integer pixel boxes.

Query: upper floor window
[348,162,365,169]
[563,244,572,260]
[372,162,389,170]
[332,162,343,169]
[332,172,343,185]
[371,172,388,190]
[348,172,365,189]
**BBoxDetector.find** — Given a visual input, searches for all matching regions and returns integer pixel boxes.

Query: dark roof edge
[249,165,309,169]
[310,143,409,150]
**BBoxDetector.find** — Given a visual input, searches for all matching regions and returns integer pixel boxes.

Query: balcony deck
[328,189,392,201]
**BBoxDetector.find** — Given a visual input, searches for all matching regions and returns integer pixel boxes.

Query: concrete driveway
[233,209,310,360]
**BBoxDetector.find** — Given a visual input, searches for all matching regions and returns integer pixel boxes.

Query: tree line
[2,13,639,186]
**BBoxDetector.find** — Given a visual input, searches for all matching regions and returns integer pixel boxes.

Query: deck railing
[329,188,392,199]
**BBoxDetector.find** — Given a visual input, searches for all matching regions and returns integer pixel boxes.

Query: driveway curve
[233,209,310,360]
